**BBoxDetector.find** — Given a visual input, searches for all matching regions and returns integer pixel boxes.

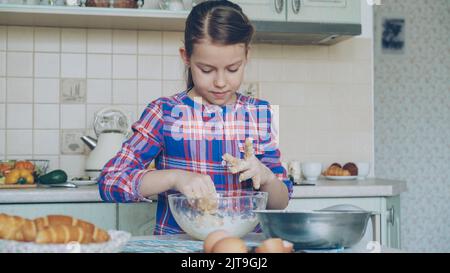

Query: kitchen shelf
[0,4,189,31]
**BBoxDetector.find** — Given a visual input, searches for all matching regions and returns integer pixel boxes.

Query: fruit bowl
[168,191,268,240]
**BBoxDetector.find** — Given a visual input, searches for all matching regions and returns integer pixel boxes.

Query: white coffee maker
[81,107,131,179]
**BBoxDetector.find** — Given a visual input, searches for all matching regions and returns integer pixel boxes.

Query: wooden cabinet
[288,195,402,249]
[286,0,361,24]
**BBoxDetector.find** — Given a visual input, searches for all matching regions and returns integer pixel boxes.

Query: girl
[98,0,293,235]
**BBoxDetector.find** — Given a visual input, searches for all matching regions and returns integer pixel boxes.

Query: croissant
[0,213,29,240]
[325,166,351,176]
[0,213,110,244]
[35,225,93,244]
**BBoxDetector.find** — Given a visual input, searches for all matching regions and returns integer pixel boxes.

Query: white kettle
[81,107,130,178]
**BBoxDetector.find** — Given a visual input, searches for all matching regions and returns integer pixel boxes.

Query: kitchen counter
[122,233,404,253]
[0,178,407,204]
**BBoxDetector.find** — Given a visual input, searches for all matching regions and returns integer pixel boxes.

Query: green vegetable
[37,169,68,185]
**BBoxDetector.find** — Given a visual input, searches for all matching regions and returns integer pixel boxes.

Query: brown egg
[211,237,248,253]
[255,238,290,253]
[203,230,231,253]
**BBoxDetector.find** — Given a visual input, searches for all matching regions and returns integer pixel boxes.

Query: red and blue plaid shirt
[98,91,293,235]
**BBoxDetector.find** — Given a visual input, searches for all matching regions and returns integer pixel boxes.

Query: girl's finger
[239,169,255,182]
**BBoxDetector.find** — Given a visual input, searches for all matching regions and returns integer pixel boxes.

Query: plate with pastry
[323,162,358,181]
[325,175,357,181]
[0,214,131,253]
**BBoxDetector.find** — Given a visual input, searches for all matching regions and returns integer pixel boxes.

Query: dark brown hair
[184,0,254,90]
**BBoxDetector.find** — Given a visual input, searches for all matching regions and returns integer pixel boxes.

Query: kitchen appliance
[255,205,379,250]
[81,107,130,178]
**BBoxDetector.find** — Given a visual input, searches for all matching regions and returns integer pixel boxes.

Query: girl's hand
[172,171,217,200]
[222,138,276,190]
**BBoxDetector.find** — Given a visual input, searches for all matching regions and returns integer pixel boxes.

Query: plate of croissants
[0,214,131,253]
[323,162,358,180]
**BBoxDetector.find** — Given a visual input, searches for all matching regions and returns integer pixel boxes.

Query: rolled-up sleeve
[98,102,164,203]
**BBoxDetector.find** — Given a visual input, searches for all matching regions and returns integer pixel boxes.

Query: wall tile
[61,53,86,78]
[7,103,33,129]
[259,82,306,107]
[258,59,284,82]
[42,155,60,171]
[86,104,109,129]
[113,55,137,79]
[61,104,86,129]
[87,29,112,54]
[35,27,60,52]
[0,52,5,76]
[112,80,137,104]
[256,44,283,59]
[0,104,4,129]
[60,155,85,177]
[138,55,162,79]
[329,62,353,83]
[282,45,329,60]
[0,130,4,155]
[162,80,185,96]
[35,53,60,77]
[34,104,60,129]
[7,52,33,77]
[138,80,162,104]
[0,26,6,51]
[34,78,60,103]
[6,77,33,103]
[87,79,112,104]
[162,32,183,56]
[7,26,33,51]
[113,30,137,54]
[87,54,112,79]
[62,28,86,53]
[0,78,5,102]
[162,55,184,80]
[138,31,162,55]
[34,130,60,155]
[6,130,32,155]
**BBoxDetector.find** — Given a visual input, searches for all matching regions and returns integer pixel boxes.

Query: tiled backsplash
[0,26,373,177]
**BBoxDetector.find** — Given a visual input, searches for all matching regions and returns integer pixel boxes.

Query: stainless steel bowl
[255,209,372,250]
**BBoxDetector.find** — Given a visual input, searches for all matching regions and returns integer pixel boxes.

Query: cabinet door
[0,203,117,230]
[385,196,401,249]
[117,203,157,236]
[287,0,361,24]
[288,198,382,249]
[232,0,286,21]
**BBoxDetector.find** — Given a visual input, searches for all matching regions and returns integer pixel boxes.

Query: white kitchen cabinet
[288,196,401,249]
[232,0,286,21]
[287,0,361,24]
[0,202,157,236]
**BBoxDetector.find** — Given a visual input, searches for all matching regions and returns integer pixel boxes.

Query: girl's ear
[179,47,190,66]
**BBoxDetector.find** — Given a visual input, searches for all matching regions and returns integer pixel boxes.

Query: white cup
[301,162,322,181]
[288,161,301,184]
[356,162,370,180]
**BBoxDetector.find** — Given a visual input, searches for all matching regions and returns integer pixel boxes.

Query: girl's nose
[214,72,226,88]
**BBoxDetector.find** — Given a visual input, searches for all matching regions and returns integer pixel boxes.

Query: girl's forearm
[138,169,184,197]
[260,175,290,209]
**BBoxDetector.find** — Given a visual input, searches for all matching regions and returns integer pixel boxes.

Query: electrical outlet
[241,82,259,98]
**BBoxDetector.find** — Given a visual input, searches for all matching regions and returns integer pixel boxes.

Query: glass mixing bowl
[168,191,268,240]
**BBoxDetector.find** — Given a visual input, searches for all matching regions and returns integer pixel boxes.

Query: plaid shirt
[98,91,293,235]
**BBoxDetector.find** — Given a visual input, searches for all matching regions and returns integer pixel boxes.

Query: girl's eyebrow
[196,60,243,68]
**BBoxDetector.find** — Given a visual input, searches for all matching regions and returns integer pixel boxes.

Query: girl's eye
[228,68,239,73]
[201,69,213,73]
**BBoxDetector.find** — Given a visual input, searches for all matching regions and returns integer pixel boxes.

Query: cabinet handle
[274,0,284,14]
[387,206,395,226]
[292,0,301,14]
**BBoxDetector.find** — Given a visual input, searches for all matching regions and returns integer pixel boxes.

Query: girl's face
[180,40,248,106]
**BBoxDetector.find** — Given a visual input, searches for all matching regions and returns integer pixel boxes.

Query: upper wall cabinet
[287,0,361,24]
[232,0,286,21]
[0,0,361,45]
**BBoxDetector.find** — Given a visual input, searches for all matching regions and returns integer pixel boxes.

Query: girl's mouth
[210,91,229,99]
